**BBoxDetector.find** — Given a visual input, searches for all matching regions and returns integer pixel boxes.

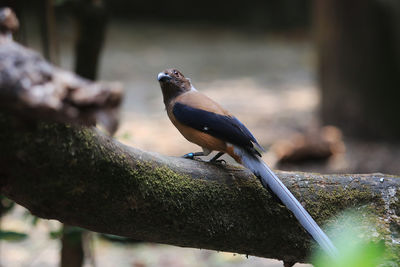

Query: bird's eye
[174,70,178,75]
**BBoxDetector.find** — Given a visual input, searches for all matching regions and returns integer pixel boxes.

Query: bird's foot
[183,153,195,159]
[209,158,226,165]
[182,152,205,160]
[208,152,225,164]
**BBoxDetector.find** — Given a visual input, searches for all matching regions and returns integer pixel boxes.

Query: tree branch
[0,115,399,263]
[0,7,398,264]
[0,7,122,134]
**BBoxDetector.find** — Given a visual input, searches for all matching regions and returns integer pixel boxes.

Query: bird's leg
[209,152,226,164]
[182,152,205,159]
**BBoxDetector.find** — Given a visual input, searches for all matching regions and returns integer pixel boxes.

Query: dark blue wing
[173,102,264,155]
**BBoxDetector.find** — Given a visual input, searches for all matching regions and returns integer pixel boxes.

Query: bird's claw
[210,159,226,165]
[182,153,206,162]
[182,153,195,159]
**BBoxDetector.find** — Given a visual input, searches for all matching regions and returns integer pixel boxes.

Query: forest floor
[2,17,399,267]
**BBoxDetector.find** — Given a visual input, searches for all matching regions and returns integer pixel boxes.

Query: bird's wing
[173,102,264,155]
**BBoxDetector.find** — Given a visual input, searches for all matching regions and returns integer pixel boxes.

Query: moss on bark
[0,113,399,263]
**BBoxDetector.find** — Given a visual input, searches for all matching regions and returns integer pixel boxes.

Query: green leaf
[312,210,387,267]
[0,230,28,242]
[49,229,63,239]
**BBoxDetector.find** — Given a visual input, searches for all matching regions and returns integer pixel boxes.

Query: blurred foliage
[50,228,64,239]
[61,226,85,241]
[312,210,397,267]
[0,230,28,241]
[104,0,310,30]
[54,0,66,5]
[22,209,40,226]
[0,195,14,216]
[5,0,310,31]
[0,196,28,243]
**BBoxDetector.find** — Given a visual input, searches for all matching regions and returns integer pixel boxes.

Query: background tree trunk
[61,1,108,266]
[314,0,400,140]
[74,0,108,80]
[61,226,85,267]
[38,0,59,65]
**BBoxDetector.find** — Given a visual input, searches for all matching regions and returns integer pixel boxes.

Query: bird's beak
[157,72,172,82]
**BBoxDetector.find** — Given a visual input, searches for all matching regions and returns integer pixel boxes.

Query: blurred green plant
[54,0,70,6]
[0,230,28,242]
[0,195,27,243]
[0,195,14,217]
[312,210,397,267]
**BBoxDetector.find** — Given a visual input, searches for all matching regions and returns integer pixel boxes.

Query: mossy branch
[0,114,399,263]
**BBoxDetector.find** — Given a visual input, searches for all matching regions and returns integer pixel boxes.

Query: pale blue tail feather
[237,147,338,259]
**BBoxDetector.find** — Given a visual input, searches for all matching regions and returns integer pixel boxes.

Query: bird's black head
[157,68,192,105]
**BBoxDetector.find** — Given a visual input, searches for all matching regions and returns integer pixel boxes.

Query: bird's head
[157,68,192,105]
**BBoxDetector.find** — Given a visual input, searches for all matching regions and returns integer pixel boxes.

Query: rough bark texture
[0,113,399,263]
[314,0,400,140]
[0,15,122,134]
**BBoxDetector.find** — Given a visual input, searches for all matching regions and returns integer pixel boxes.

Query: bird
[157,68,338,258]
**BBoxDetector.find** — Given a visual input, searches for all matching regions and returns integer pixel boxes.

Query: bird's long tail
[238,148,338,259]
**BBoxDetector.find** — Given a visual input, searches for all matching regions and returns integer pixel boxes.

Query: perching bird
[157,68,338,258]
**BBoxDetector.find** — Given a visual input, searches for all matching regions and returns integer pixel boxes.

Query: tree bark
[314,0,400,140]
[0,113,399,263]
[0,35,122,134]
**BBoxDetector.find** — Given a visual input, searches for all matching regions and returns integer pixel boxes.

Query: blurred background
[0,0,399,266]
